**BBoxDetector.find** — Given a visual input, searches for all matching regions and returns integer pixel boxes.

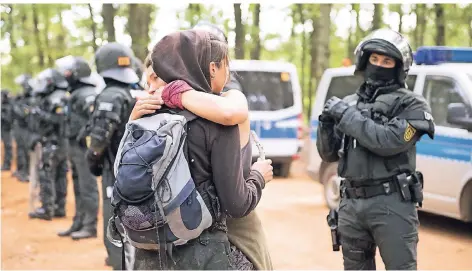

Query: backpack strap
[177,109,197,123]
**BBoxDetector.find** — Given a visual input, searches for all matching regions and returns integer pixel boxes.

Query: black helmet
[193,21,228,43]
[131,56,144,82]
[1,89,10,100]
[94,42,139,84]
[55,55,96,86]
[14,74,33,94]
[354,28,413,84]
[30,68,69,96]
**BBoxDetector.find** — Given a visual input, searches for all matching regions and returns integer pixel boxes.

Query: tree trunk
[233,4,245,59]
[434,4,445,46]
[372,4,383,30]
[250,4,261,60]
[297,4,308,115]
[43,7,53,66]
[102,4,116,42]
[414,4,427,48]
[352,4,364,45]
[127,4,153,61]
[308,6,319,117]
[397,5,404,33]
[32,5,44,68]
[315,4,331,82]
[88,4,98,51]
[56,7,66,53]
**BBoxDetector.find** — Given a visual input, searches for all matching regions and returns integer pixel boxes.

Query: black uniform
[86,42,139,270]
[55,55,100,240]
[317,29,435,270]
[28,69,70,221]
[1,90,13,170]
[11,74,34,182]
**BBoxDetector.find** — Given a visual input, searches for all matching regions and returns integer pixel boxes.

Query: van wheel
[273,162,291,178]
[321,163,341,210]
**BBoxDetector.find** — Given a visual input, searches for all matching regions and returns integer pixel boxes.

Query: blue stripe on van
[310,119,472,162]
[250,116,298,139]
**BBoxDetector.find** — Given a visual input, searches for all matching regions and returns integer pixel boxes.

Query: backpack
[107,110,213,257]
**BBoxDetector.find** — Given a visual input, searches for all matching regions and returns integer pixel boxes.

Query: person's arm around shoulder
[182,88,249,126]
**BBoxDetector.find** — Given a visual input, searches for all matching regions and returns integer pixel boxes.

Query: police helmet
[354,28,413,84]
[14,74,33,94]
[94,42,139,84]
[55,55,96,86]
[30,68,69,96]
[1,89,10,100]
[193,21,228,43]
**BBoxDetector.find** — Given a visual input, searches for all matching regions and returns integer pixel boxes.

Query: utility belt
[341,172,424,207]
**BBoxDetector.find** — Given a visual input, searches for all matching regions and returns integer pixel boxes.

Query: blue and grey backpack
[107,110,213,266]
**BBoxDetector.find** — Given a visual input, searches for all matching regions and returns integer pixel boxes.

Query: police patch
[404,123,416,142]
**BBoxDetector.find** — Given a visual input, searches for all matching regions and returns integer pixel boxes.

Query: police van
[307,46,472,222]
[230,60,304,177]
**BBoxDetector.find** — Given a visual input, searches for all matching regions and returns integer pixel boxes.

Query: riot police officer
[1,89,13,170]
[85,42,139,269]
[28,69,70,221]
[317,29,435,270]
[11,74,33,182]
[55,56,99,240]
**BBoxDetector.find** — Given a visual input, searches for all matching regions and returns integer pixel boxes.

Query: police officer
[11,74,33,182]
[28,69,70,221]
[317,29,435,270]
[55,56,99,239]
[85,42,139,269]
[1,89,13,171]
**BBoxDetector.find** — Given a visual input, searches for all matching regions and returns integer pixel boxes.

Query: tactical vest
[90,85,135,157]
[67,86,97,139]
[338,88,420,183]
[39,89,69,141]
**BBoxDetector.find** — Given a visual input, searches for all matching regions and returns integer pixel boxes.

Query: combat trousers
[69,140,99,231]
[1,127,12,169]
[102,159,135,270]
[38,141,68,216]
[338,192,419,270]
[13,123,29,177]
[134,230,232,270]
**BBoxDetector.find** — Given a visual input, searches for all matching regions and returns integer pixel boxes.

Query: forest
[1,3,471,116]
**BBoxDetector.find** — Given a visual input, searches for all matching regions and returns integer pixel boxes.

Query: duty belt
[342,177,398,199]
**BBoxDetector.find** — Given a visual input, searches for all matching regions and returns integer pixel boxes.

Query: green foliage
[1,3,471,110]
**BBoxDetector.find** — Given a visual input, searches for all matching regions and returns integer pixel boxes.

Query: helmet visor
[354,29,412,69]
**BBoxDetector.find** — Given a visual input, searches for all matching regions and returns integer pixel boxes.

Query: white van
[307,47,472,222]
[230,60,304,177]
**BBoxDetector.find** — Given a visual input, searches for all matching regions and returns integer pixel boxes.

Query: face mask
[364,62,396,83]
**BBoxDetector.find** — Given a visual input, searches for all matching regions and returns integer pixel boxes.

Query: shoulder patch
[404,123,417,142]
[98,102,114,111]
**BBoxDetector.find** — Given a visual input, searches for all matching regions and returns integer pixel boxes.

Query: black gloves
[86,149,104,177]
[323,97,350,121]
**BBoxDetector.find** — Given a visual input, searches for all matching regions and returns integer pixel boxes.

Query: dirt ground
[2,159,472,270]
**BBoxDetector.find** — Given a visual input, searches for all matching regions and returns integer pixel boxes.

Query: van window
[234,71,294,111]
[423,75,466,128]
[326,74,418,101]
[326,75,363,100]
